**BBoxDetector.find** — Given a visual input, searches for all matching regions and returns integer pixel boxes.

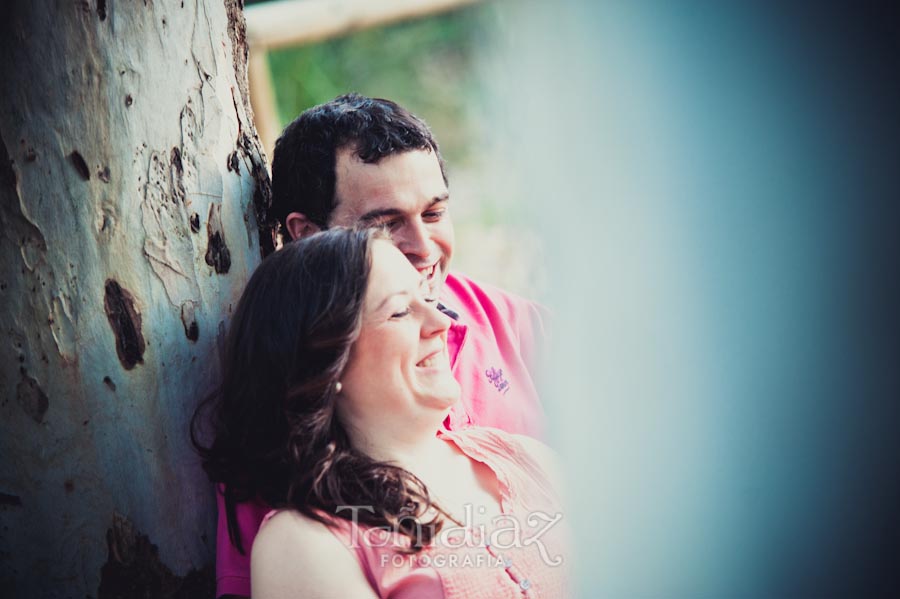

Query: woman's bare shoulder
[250,510,376,599]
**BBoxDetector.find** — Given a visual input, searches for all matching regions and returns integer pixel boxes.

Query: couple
[194,94,566,598]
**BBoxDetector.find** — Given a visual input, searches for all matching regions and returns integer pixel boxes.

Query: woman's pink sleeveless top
[261,427,568,598]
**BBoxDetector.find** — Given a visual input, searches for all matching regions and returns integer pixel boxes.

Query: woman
[193,228,566,598]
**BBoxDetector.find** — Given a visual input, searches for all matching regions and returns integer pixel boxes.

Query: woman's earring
[334,381,342,394]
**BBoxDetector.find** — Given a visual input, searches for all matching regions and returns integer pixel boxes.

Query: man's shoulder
[443,271,538,320]
[445,271,515,298]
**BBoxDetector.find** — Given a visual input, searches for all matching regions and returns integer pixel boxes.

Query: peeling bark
[204,203,231,274]
[68,151,91,181]
[225,0,276,256]
[16,369,49,423]
[103,280,146,370]
[0,1,271,596]
[98,513,215,599]
[180,301,199,342]
[0,492,23,507]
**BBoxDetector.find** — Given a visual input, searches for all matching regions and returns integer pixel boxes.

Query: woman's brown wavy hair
[191,227,447,555]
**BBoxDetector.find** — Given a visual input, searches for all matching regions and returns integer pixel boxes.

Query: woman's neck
[347,423,503,526]
[349,423,454,474]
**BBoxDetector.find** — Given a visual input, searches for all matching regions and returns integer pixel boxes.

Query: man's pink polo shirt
[214,272,548,597]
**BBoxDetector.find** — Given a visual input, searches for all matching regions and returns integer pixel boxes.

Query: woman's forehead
[366,241,422,307]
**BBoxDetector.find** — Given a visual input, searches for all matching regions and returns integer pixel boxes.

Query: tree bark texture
[0,1,272,597]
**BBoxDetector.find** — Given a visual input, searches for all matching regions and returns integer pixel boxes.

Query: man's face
[330,147,454,298]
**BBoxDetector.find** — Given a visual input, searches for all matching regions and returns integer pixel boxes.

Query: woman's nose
[422,301,451,337]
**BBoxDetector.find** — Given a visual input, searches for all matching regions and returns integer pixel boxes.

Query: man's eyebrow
[358,207,404,224]
[430,193,450,207]
[357,194,450,224]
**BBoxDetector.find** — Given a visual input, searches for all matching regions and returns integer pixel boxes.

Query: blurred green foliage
[263,3,500,165]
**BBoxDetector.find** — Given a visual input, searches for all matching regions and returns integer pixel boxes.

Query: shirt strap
[437,302,460,321]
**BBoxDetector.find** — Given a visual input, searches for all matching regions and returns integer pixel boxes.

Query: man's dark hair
[271,93,447,235]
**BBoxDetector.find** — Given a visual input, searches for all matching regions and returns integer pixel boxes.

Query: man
[216,93,548,598]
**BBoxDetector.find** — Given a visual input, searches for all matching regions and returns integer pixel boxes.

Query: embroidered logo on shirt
[485,367,510,395]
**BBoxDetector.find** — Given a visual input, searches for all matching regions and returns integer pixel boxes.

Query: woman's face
[338,240,460,429]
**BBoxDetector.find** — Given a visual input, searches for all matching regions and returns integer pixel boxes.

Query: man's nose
[398,220,431,261]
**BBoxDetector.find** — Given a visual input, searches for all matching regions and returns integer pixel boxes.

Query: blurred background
[246,1,899,596]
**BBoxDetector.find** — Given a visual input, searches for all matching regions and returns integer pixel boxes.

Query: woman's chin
[422,381,461,413]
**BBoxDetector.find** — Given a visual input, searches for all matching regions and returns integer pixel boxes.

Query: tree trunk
[0,1,272,597]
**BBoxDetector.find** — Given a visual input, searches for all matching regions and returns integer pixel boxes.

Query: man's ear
[285,212,321,241]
